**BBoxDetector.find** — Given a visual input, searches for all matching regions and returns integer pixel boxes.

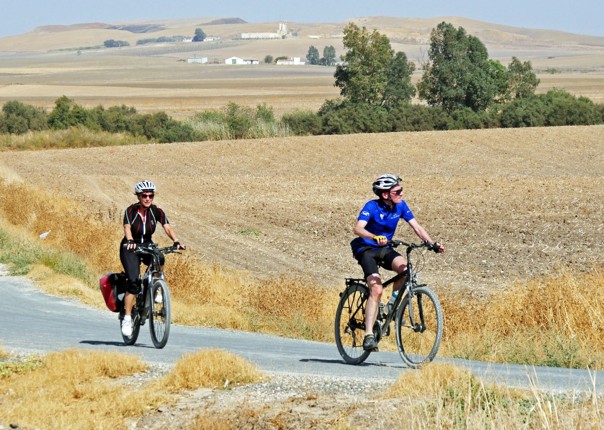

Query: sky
[2,0,603,39]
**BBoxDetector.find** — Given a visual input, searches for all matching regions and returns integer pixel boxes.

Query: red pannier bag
[99,272,127,312]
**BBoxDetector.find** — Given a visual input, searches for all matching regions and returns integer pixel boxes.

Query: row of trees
[334,22,540,113]
[2,91,602,145]
[0,97,195,143]
[306,45,337,66]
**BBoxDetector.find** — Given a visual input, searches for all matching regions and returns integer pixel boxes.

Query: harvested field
[1,126,603,297]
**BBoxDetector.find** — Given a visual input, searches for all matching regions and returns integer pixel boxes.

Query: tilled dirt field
[1,125,603,297]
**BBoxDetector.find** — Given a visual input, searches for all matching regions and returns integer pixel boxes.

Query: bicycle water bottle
[387,290,399,314]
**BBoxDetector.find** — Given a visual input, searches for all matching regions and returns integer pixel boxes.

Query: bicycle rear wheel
[395,286,443,368]
[149,279,171,349]
[334,282,372,365]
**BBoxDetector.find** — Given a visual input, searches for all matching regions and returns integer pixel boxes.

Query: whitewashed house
[225,57,259,65]
[276,57,305,65]
[187,57,208,64]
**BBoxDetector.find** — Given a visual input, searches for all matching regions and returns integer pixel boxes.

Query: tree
[47,96,96,130]
[264,55,274,64]
[417,22,508,112]
[334,23,415,107]
[322,46,336,66]
[192,28,206,42]
[306,45,320,65]
[507,57,540,100]
[383,52,416,109]
[103,40,129,48]
[1,100,48,134]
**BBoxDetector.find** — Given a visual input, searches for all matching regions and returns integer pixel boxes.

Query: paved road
[1,275,603,394]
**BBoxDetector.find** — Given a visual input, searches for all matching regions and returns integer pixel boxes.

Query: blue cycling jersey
[351,199,414,255]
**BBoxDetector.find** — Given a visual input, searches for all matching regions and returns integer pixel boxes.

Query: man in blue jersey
[351,174,445,351]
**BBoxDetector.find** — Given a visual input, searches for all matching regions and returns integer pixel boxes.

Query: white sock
[124,315,132,322]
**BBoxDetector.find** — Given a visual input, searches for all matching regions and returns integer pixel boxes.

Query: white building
[187,57,208,64]
[276,57,305,65]
[242,22,288,40]
[225,57,259,65]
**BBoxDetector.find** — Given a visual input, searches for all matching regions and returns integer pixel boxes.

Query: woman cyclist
[351,174,445,351]
[120,180,185,337]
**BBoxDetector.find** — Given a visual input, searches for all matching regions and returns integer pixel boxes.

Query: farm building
[241,23,288,39]
[276,57,305,65]
[225,57,259,65]
[187,57,208,64]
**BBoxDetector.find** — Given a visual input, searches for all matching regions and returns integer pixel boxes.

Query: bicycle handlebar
[133,244,180,256]
[388,240,440,253]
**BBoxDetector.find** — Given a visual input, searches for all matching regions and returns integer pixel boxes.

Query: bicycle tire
[334,282,372,365]
[121,310,141,345]
[395,286,443,368]
[149,279,171,349]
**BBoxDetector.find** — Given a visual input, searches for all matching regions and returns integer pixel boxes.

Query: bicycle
[335,240,443,368]
[119,243,179,349]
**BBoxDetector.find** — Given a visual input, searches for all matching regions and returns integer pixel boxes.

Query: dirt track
[1,125,603,295]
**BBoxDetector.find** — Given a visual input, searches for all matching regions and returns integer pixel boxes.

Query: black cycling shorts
[354,247,402,279]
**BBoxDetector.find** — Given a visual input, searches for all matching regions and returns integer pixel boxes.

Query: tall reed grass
[440,269,604,368]
[0,127,148,151]
[380,362,603,429]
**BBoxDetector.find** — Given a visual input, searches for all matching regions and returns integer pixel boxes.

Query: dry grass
[159,349,265,391]
[380,362,603,429]
[0,127,148,151]
[441,268,604,368]
[0,349,265,430]
[0,349,165,429]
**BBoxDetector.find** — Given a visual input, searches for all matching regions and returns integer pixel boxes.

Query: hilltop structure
[241,23,288,40]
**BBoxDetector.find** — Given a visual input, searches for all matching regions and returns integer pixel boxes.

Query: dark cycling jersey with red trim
[123,204,169,243]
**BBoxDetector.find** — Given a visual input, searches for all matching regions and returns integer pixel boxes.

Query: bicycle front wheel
[395,286,443,368]
[334,282,371,365]
[149,279,171,349]
[121,309,141,345]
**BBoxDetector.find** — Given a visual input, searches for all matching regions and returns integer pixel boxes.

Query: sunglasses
[140,193,155,199]
[390,188,403,196]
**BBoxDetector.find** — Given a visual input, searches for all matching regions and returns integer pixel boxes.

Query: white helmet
[372,174,401,196]
[134,180,156,195]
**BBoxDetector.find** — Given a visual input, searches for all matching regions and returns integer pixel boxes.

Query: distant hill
[1,15,603,53]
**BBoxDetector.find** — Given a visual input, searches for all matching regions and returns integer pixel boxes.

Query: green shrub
[280,110,322,135]
[319,100,389,134]
[500,96,549,128]
[542,89,602,126]
[225,102,255,139]
[1,101,48,134]
[448,108,491,130]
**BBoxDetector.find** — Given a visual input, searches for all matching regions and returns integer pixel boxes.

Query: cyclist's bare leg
[124,292,135,317]
[391,256,408,293]
[365,274,384,336]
